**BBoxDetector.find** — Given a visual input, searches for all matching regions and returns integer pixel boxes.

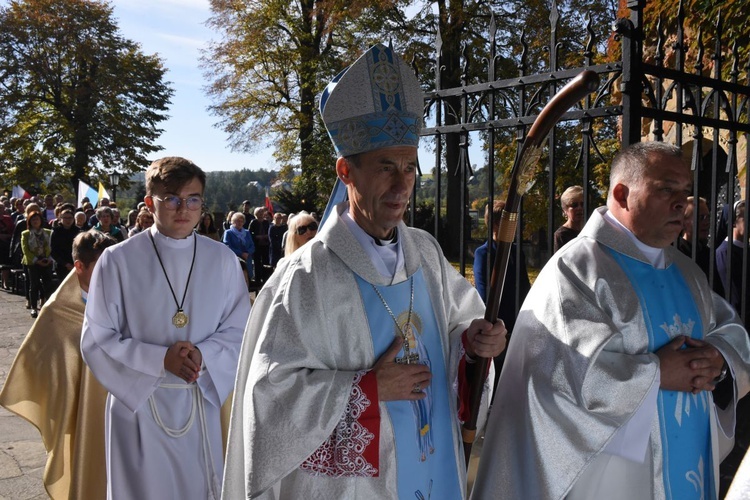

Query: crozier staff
[222,43,506,499]
[81,157,251,499]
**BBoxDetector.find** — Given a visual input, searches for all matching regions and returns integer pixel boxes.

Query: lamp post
[109,170,121,203]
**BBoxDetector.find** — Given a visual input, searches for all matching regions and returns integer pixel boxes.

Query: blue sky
[2,0,466,175]
[113,1,451,175]
[111,0,275,172]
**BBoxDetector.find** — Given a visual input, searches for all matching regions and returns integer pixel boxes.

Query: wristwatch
[714,362,728,384]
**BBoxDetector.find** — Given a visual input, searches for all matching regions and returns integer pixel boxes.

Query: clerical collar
[374,229,398,246]
[341,209,405,281]
[604,210,666,269]
[149,225,195,249]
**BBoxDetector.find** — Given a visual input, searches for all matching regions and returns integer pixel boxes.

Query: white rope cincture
[148,382,220,499]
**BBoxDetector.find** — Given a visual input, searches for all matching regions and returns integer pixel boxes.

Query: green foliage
[641,0,750,78]
[273,179,321,214]
[0,0,173,192]
[202,0,400,206]
[201,169,278,213]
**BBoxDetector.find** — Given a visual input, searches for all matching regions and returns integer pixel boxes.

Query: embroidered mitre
[319,43,423,157]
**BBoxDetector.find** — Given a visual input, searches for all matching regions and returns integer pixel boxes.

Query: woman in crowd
[553,185,584,253]
[284,211,318,257]
[21,210,53,318]
[127,209,154,238]
[93,207,124,242]
[222,211,255,287]
[74,211,89,231]
[197,212,220,241]
[125,209,139,236]
[224,211,235,233]
[268,212,287,267]
[473,200,531,394]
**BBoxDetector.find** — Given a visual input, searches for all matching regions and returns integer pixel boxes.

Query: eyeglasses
[296,222,319,235]
[567,202,583,209]
[151,195,203,211]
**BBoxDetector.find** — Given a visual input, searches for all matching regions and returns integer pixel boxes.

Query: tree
[202,0,402,209]
[637,0,749,72]
[0,0,172,192]
[378,0,616,255]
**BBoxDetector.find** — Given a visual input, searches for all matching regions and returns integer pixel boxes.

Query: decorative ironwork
[419,1,750,321]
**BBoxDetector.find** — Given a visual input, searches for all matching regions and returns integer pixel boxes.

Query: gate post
[618,0,646,147]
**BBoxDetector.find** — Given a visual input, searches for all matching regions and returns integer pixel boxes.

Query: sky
[111,0,443,174]
[2,0,462,175]
[112,0,275,172]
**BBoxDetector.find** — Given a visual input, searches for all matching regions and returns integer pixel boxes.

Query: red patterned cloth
[300,371,380,477]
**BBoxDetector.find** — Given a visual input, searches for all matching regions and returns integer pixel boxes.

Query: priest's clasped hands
[657,336,726,394]
[373,318,507,402]
[164,341,203,383]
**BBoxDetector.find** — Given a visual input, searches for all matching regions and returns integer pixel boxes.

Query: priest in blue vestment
[472,141,750,500]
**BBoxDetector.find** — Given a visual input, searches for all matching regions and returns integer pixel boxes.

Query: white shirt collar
[604,210,666,269]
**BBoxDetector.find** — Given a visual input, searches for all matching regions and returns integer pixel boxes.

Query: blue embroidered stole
[356,269,461,500]
[608,249,714,500]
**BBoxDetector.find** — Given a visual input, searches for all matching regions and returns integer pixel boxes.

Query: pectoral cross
[395,324,420,364]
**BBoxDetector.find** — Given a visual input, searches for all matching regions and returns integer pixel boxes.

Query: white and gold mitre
[320,43,423,157]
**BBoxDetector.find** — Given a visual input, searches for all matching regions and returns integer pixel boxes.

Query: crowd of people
[0,186,321,315]
[1,42,750,500]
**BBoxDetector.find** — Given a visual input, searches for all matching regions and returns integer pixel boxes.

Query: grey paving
[0,289,47,499]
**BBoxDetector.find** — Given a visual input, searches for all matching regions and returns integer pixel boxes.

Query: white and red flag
[11,185,31,200]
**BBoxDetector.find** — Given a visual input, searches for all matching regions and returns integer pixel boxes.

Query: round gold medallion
[172,310,189,328]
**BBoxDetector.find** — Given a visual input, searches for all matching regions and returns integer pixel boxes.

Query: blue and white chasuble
[356,269,462,500]
[609,249,715,500]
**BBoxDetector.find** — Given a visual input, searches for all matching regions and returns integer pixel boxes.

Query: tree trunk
[439,0,465,259]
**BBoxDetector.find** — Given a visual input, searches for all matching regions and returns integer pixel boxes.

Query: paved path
[0,289,47,499]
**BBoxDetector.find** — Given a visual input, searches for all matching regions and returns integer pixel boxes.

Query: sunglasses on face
[296,222,318,235]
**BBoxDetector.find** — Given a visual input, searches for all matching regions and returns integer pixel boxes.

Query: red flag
[264,188,274,216]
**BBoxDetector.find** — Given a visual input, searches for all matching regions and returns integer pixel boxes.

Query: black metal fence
[419,0,750,323]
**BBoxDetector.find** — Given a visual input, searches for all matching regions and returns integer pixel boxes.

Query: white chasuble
[471,207,750,500]
[222,203,491,499]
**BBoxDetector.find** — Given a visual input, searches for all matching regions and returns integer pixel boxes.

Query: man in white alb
[82,157,251,499]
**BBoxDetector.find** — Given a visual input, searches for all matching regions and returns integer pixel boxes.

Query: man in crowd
[0,230,117,499]
[50,208,80,274]
[223,43,506,499]
[472,142,750,499]
[0,203,14,289]
[10,197,24,222]
[42,194,56,225]
[717,201,748,317]
[677,196,716,284]
[268,211,287,267]
[81,157,251,499]
[249,206,270,283]
[241,200,256,229]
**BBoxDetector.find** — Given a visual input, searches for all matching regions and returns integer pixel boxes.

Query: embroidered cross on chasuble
[356,269,462,499]
[609,249,715,500]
